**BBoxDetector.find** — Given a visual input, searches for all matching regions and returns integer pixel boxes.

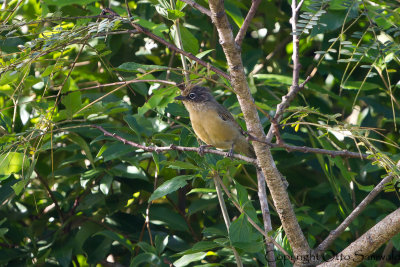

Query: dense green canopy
[1,0,400,266]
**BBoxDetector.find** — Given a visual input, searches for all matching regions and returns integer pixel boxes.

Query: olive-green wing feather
[216,103,247,135]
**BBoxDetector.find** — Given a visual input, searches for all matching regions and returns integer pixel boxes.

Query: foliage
[0,0,400,266]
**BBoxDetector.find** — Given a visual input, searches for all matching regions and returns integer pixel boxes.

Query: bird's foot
[227,148,234,159]
[198,145,211,156]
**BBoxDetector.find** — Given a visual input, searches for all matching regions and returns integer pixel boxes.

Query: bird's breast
[187,105,239,149]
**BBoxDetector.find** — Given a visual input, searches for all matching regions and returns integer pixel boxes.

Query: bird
[175,85,255,158]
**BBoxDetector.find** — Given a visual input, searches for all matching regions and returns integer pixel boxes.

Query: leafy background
[1,0,400,266]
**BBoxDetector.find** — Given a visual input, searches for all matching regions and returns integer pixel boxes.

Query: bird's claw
[227,148,234,159]
[198,145,209,156]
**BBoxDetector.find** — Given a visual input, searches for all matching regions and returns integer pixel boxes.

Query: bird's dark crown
[178,86,214,103]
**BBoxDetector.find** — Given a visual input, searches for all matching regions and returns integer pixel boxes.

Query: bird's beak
[174,95,185,100]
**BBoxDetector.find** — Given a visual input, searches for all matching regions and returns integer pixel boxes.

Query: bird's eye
[188,93,196,99]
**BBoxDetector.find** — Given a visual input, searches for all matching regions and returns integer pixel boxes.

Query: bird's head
[175,86,214,103]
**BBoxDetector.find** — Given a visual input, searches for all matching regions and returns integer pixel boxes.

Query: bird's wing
[216,103,247,136]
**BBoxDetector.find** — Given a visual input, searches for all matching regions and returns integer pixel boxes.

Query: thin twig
[317,208,400,267]
[128,21,230,80]
[37,174,65,222]
[213,173,243,267]
[316,174,395,253]
[213,174,294,264]
[257,170,276,267]
[166,196,200,241]
[265,0,317,143]
[378,240,393,267]
[235,0,261,46]
[91,125,257,164]
[171,0,190,82]
[181,0,211,17]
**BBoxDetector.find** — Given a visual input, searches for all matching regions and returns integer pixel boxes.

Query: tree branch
[90,125,257,164]
[208,0,311,262]
[265,0,310,143]
[317,207,400,267]
[213,174,294,264]
[213,173,243,266]
[235,0,261,46]
[181,0,211,17]
[37,174,65,222]
[127,21,230,80]
[257,170,276,267]
[316,174,395,253]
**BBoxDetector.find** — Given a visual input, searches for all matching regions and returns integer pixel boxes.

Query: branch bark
[235,0,261,46]
[316,174,395,253]
[317,207,400,267]
[180,0,211,17]
[207,0,311,263]
[128,20,230,80]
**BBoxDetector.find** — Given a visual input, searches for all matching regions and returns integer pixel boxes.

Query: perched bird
[175,86,255,158]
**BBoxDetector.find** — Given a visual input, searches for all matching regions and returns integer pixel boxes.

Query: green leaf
[67,133,95,169]
[253,74,293,86]
[188,197,218,215]
[173,252,208,267]
[97,143,137,162]
[187,188,216,194]
[167,9,185,20]
[42,0,97,7]
[11,179,29,196]
[195,49,214,60]
[149,205,189,231]
[149,175,193,201]
[225,0,244,27]
[341,81,381,91]
[116,62,168,72]
[170,24,199,55]
[161,160,203,170]
[0,71,19,86]
[61,91,82,118]
[95,230,135,253]
[99,175,113,195]
[109,164,148,181]
[393,233,400,250]
[176,241,220,256]
[130,253,161,267]
[229,214,263,253]
[155,235,168,255]
[0,152,29,175]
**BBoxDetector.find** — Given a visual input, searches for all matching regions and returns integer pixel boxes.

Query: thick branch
[235,0,261,46]
[316,174,394,253]
[317,208,400,267]
[208,0,311,261]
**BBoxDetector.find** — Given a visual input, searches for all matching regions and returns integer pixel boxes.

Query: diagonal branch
[213,174,294,264]
[213,173,243,266]
[127,21,230,80]
[37,174,65,222]
[181,0,211,17]
[317,207,400,267]
[316,173,395,253]
[235,0,261,46]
